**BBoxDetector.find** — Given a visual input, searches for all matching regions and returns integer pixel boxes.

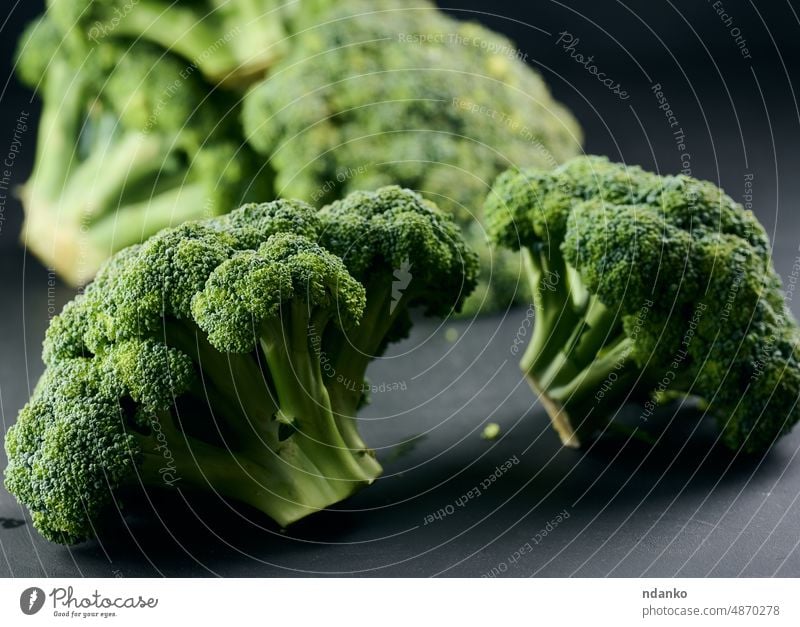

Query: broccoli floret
[5,187,477,544]
[46,0,298,89]
[317,186,479,416]
[485,156,800,453]
[242,0,581,313]
[17,18,268,285]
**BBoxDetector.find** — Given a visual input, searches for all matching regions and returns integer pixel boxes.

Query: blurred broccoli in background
[243,1,582,312]
[17,0,581,311]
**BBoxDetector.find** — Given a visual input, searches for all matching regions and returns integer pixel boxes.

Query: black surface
[1,1,800,577]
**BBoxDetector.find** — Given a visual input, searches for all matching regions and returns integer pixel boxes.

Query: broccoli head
[242,0,582,313]
[5,187,477,544]
[485,156,800,453]
[16,17,268,285]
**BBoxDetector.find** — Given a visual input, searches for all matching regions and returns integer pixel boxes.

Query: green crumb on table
[445,327,460,343]
[482,423,501,440]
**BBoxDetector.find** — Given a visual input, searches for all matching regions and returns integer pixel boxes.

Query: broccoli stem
[59,132,172,223]
[521,247,643,447]
[88,183,212,253]
[163,320,279,450]
[213,0,286,87]
[22,129,181,284]
[156,314,380,524]
[102,1,239,82]
[326,279,396,415]
[23,120,216,283]
[21,58,84,205]
[136,412,360,527]
[259,302,381,485]
[323,279,405,476]
[19,60,97,280]
[521,247,582,377]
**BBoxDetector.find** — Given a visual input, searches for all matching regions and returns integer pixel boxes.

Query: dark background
[1,1,800,577]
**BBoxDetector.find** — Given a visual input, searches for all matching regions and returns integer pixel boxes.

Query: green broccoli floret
[242,0,582,313]
[317,186,479,416]
[5,187,477,544]
[46,0,299,89]
[485,156,800,453]
[16,17,268,285]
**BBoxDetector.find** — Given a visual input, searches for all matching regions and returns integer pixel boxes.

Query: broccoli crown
[319,186,479,316]
[486,156,800,452]
[49,200,324,354]
[193,233,366,352]
[488,156,769,256]
[6,188,477,543]
[4,344,193,544]
[318,186,479,363]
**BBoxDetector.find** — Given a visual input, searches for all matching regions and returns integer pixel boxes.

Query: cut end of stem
[528,375,584,449]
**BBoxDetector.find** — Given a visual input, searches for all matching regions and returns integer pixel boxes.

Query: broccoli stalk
[258,306,383,482]
[486,156,800,453]
[134,408,360,530]
[23,125,183,283]
[170,314,380,524]
[5,190,476,544]
[323,279,406,417]
[514,246,637,446]
[142,320,379,527]
[46,0,294,89]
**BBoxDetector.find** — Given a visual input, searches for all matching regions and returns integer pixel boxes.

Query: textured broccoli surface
[242,0,582,313]
[16,17,268,285]
[485,156,800,453]
[5,186,477,544]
